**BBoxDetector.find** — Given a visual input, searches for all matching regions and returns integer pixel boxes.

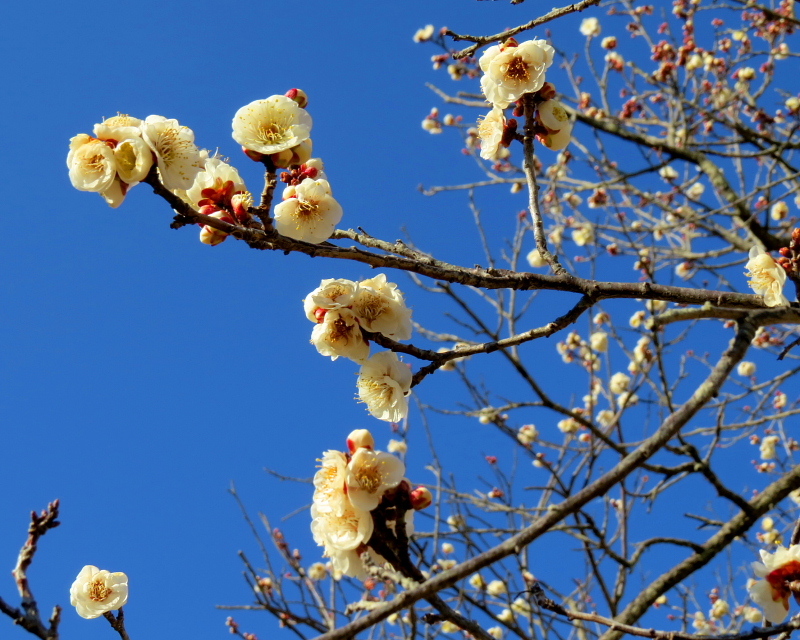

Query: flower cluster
[748,544,800,622]
[67,114,204,207]
[305,276,413,421]
[475,37,572,156]
[70,565,129,619]
[311,429,431,579]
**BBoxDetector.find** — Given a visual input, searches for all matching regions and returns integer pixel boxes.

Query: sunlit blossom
[479,38,555,108]
[478,107,506,160]
[310,308,370,363]
[345,447,405,512]
[67,134,117,193]
[745,246,789,307]
[304,278,359,322]
[232,95,313,155]
[351,274,413,340]
[749,545,800,622]
[70,565,129,619]
[356,351,413,423]
[579,17,601,37]
[274,178,343,244]
[141,115,203,191]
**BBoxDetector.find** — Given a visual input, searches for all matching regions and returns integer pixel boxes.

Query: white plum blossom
[184,155,248,210]
[304,278,359,322]
[313,449,350,516]
[113,137,153,186]
[479,39,555,109]
[737,361,757,376]
[760,435,780,460]
[93,114,143,142]
[538,100,570,131]
[67,134,117,193]
[141,115,203,191]
[478,107,506,160]
[745,246,789,307]
[486,579,507,597]
[70,565,129,619]
[579,17,601,37]
[351,274,413,340]
[609,372,631,395]
[527,249,547,268]
[345,447,406,512]
[572,224,595,246]
[771,201,789,221]
[413,24,435,42]
[356,351,413,423]
[273,178,343,244]
[590,332,608,352]
[517,424,538,445]
[232,95,312,155]
[310,500,373,580]
[310,308,370,363]
[748,545,800,622]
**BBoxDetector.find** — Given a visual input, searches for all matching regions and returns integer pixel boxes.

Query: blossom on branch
[477,107,506,160]
[67,135,117,194]
[748,544,800,622]
[351,274,413,340]
[356,351,412,422]
[232,95,312,156]
[310,308,370,363]
[304,278,359,322]
[479,38,555,109]
[745,246,789,307]
[70,565,129,619]
[141,115,203,191]
[273,178,343,244]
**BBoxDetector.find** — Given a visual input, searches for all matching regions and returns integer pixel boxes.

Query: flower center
[156,127,192,164]
[505,56,530,81]
[767,560,800,603]
[329,317,354,344]
[257,123,286,144]
[88,579,112,602]
[293,200,321,223]
[354,462,382,494]
[354,293,387,324]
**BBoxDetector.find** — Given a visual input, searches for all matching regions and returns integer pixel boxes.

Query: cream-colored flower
[488,627,504,639]
[609,372,631,395]
[771,202,789,221]
[113,138,153,185]
[749,545,800,622]
[486,579,507,597]
[511,597,532,617]
[745,247,789,307]
[517,424,539,445]
[579,17,601,37]
[686,183,705,199]
[307,562,328,581]
[558,417,580,434]
[310,500,373,579]
[303,278,359,322]
[538,100,570,131]
[67,134,117,193]
[527,249,547,268]
[185,155,247,210]
[357,351,413,423]
[760,435,780,460]
[478,107,506,160]
[310,308,370,363]
[274,178,343,244]
[737,361,757,376]
[140,116,203,191]
[541,122,573,150]
[232,95,313,155]
[572,224,594,246]
[70,565,129,619]
[352,274,413,340]
[413,24,435,43]
[345,447,406,512]
[469,573,486,589]
[387,439,407,455]
[479,39,555,108]
[710,599,729,619]
[590,332,608,352]
[313,449,349,516]
[93,114,143,142]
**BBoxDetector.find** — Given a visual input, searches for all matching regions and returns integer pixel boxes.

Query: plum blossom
[345,447,406,512]
[184,155,248,210]
[737,361,757,376]
[579,17,601,37]
[304,278,359,322]
[141,116,203,191]
[748,545,800,622]
[70,565,129,619]
[413,24,435,42]
[351,274,413,340]
[113,137,153,186]
[356,351,413,423]
[232,95,312,155]
[67,135,117,194]
[478,107,506,160]
[745,247,789,307]
[310,308,370,363]
[479,38,555,109]
[273,178,343,244]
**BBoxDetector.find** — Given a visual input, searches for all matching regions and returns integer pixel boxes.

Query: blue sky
[3,1,795,639]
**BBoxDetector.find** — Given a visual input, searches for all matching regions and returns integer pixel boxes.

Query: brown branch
[303,315,759,640]
[103,609,131,640]
[1,500,61,640]
[447,0,602,59]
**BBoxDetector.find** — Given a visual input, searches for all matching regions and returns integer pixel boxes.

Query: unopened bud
[410,486,433,510]
[347,429,375,452]
[314,308,327,323]
[502,37,518,49]
[231,192,253,222]
[285,88,309,108]
[538,82,557,101]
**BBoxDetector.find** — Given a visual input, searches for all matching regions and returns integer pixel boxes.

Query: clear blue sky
[2,1,790,639]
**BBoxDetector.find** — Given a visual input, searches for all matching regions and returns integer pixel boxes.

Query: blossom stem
[103,609,131,640]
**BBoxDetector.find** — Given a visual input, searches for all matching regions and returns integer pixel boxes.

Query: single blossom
[313,449,350,516]
[273,178,343,244]
[345,447,406,512]
[185,155,248,210]
[67,134,117,193]
[356,351,413,423]
[310,308,370,363]
[579,17,601,37]
[93,114,143,142]
[70,565,129,619]
[745,246,790,307]
[749,545,800,622]
[304,279,359,322]
[141,115,203,191]
[114,137,153,185]
[232,95,313,155]
[479,39,555,109]
[477,107,506,160]
[609,372,631,395]
[351,274,413,340]
[537,100,570,131]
